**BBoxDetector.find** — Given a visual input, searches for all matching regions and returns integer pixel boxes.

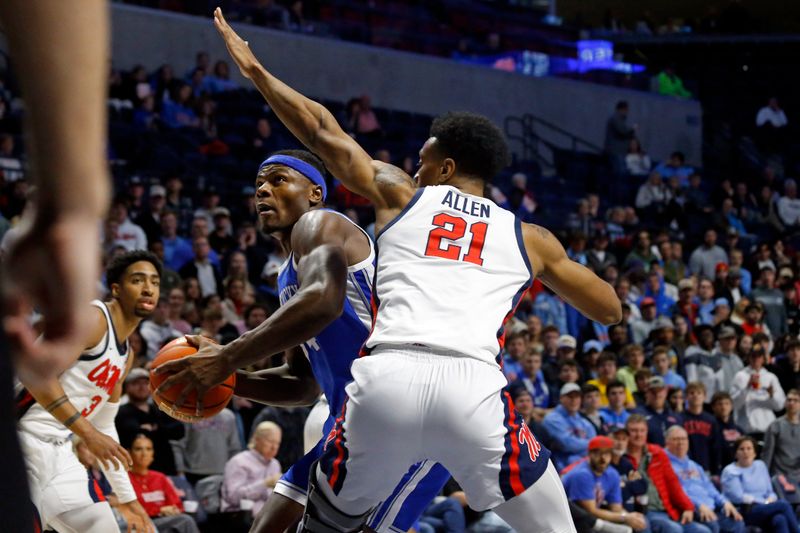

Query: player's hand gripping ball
[149,336,235,422]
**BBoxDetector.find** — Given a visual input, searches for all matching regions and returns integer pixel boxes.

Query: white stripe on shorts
[372,460,434,533]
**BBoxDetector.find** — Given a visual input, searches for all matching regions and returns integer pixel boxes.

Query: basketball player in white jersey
[186,10,622,533]
[16,250,161,532]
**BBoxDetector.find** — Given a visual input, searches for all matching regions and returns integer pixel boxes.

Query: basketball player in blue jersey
[185,9,622,533]
[156,149,450,532]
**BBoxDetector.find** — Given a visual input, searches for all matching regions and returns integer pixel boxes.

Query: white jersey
[17,300,129,441]
[365,185,532,367]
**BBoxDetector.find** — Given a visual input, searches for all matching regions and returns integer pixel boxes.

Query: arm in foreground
[524,224,622,325]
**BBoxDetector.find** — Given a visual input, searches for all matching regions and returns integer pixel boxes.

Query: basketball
[149,336,236,423]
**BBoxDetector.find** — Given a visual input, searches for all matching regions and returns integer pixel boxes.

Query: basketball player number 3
[424,213,487,266]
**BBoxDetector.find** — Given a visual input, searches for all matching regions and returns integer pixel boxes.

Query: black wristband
[44,395,69,413]
[64,412,81,427]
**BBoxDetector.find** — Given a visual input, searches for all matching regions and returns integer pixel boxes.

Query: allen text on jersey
[441,190,491,218]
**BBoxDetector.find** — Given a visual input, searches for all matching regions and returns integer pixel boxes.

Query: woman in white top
[729,349,785,435]
[625,138,652,176]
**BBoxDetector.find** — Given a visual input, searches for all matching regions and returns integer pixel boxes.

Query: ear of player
[149,336,235,422]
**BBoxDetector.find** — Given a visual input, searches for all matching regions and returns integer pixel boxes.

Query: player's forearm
[0,0,110,218]
[249,65,338,156]
[222,283,342,370]
[23,378,90,435]
[234,366,320,407]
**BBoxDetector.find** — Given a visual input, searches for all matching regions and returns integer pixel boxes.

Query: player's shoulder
[84,303,110,350]
[291,209,358,249]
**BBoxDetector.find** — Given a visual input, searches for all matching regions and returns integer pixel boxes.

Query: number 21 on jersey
[424,213,488,266]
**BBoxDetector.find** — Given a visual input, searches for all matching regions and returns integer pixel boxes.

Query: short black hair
[244,303,270,322]
[616,100,629,110]
[671,151,685,163]
[429,111,509,182]
[606,380,626,395]
[267,149,327,179]
[106,250,163,287]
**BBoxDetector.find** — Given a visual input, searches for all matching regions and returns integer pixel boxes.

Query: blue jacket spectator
[543,384,597,470]
[533,289,567,334]
[634,375,683,446]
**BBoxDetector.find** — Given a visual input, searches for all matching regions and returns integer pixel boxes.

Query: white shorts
[317,347,552,514]
[19,430,108,526]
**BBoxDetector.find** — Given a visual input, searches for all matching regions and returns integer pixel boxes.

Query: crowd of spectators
[0,39,799,532]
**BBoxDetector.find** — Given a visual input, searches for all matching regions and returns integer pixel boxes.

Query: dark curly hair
[106,250,163,287]
[267,149,327,178]
[429,111,510,182]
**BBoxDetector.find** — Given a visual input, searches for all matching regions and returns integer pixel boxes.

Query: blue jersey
[277,210,375,417]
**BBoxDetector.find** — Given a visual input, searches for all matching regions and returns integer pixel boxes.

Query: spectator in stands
[161,83,199,129]
[604,101,637,175]
[631,299,658,345]
[751,265,788,336]
[662,242,687,286]
[713,327,744,394]
[243,303,269,333]
[665,426,745,533]
[633,369,653,407]
[681,382,719,473]
[777,178,800,228]
[652,346,687,391]
[730,348,785,436]
[721,436,799,533]
[109,196,148,251]
[668,388,685,415]
[635,375,682,446]
[711,392,744,474]
[635,172,672,215]
[684,326,718,397]
[129,434,200,533]
[756,97,788,129]
[772,340,800,394]
[501,330,528,381]
[740,302,768,337]
[600,380,632,433]
[534,286,567,333]
[624,415,696,532]
[166,287,192,335]
[720,265,747,308]
[695,279,717,326]
[221,421,282,517]
[180,236,223,298]
[0,133,23,182]
[543,383,597,470]
[586,231,617,277]
[563,435,648,532]
[656,65,693,99]
[172,408,242,485]
[589,352,636,408]
[624,231,658,273]
[689,230,728,280]
[512,350,551,415]
[116,368,185,475]
[616,278,642,321]
[654,152,693,187]
[209,207,236,257]
[582,384,604,435]
[160,210,194,271]
[140,297,182,359]
[250,404,309,472]
[348,94,382,137]
[761,387,800,494]
[617,344,646,395]
[135,184,166,245]
[626,138,652,177]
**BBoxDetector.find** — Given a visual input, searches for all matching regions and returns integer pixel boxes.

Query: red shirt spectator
[129,469,184,518]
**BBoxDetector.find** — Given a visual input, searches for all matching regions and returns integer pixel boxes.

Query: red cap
[640,297,656,307]
[588,436,615,451]
[716,262,729,273]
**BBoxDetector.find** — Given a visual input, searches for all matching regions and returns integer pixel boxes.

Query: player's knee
[300,465,372,533]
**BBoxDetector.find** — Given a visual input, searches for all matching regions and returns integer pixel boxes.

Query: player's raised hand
[213,7,260,79]
[83,426,133,472]
[2,215,101,385]
[154,335,231,415]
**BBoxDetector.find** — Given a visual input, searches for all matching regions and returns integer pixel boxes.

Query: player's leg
[492,462,575,533]
[367,462,451,533]
[303,355,426,531]
[251,493,304,533]
[47,501,119,533]
[430,358,575,532]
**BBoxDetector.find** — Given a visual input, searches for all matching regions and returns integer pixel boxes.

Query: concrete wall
[6,4,704,164]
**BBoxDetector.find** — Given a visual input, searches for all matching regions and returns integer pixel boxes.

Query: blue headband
[259,155,327,200]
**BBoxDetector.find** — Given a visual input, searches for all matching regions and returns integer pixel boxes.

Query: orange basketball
[149,336,235,423]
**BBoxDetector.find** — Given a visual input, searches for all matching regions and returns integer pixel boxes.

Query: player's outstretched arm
[155,211,356,408]
[233,346,321,406]
[523,224,621,325]
[213,7,414,210]
[0,0,111,383]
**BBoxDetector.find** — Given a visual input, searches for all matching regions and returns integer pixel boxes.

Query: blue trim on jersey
[376,188,424,240]
[349,270,372,312]
[370,461,450,532]
[514,218,533,277]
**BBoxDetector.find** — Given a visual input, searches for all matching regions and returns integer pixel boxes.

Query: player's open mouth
[138,299,155,310]
[257,204,275,214]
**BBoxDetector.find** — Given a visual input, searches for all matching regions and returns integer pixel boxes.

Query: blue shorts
[274,416,450,533]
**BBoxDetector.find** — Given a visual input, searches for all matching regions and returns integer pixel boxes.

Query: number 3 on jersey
[424,213,488,266]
